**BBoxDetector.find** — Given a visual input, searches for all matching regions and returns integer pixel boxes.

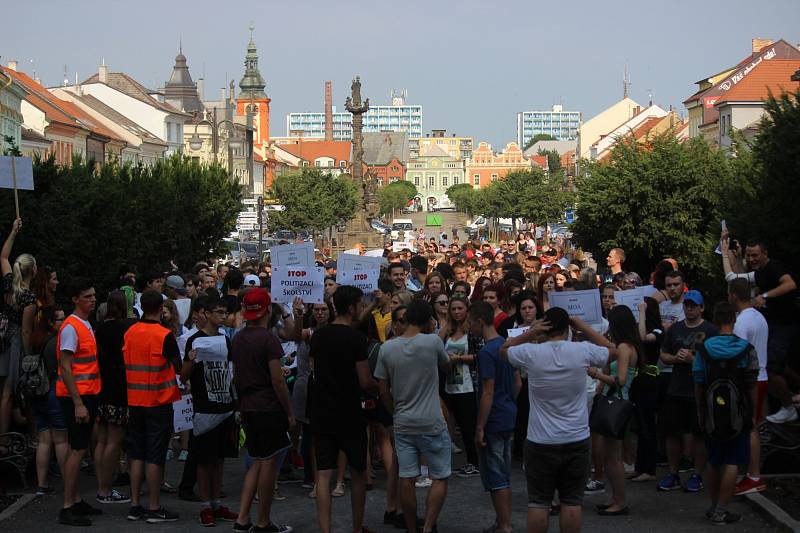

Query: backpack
[697,343,750,441]
[19,352,50,398]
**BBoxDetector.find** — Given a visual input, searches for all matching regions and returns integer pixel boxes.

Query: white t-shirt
[658,299,685,373]
[59,315,95,353]
[734,307,769,382]
[508,340,609,445]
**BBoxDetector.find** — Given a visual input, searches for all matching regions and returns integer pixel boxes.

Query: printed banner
[338,253,383,272]
[173,394,193,433]
[615,287,645,322]
[549,289,603,325]
[337,268,379,293]
[0,156,34,190]
[270,266,325,304]
[270,241,315,267]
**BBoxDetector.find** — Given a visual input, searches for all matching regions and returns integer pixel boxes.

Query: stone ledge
[745,492,800,532]
[0,494,36,523]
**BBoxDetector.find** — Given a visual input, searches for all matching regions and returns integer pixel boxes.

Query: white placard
[192,335,228,363]
[270,266,325,304]
[270,241,315,267]
[338,253,383,272]
[344,248,361,255]
[507,327,529,338]
[174,298,192,324]
[392,241,414,252]
[173,394,193,433]
[0,156,34,190]
[364,249,385,258]
[337,268,379,292]
[614,287,645,322]
[641,284,658,298]
[549,289,603,325]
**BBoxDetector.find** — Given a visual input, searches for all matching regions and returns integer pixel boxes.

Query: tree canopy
[445,183,478,214]
[269,168,358,233]
[378,181,416,217]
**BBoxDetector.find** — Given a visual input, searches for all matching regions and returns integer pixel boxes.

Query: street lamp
[187,114,243,178]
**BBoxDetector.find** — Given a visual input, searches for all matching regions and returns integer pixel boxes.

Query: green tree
[378,181,415,218]
[523,133,556,151]
[269,168,358,233]
[2,135,22,156]
[537,148,562,174]
[446,183,478,214]
[571,134,736,290]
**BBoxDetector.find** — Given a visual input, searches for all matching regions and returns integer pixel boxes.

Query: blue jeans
[394,429,452,479]
[478,431,512,491]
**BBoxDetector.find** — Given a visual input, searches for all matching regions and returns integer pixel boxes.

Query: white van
[391,218,414,240]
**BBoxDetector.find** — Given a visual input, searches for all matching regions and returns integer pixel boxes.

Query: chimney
[98,59,108,83]
[752,38,774,53]
[324,81,333,141]
[196,78,204,101]
[7,60,17,71]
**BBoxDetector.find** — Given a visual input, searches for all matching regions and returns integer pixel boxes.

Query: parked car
[391,218,414,240]
[370,218,391,235]
[273,229,295,241]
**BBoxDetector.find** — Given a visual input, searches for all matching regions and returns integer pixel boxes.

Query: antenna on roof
[179,35,183,55]
[648,89,653,107]
[623,65,630,99]
[63,64,69,86]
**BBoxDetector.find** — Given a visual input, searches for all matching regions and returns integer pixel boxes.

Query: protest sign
[174,298,191,325]
[173,394,193,433]
[338,253,383,272]
[0,156,34,218]
[337,268,379,292]
[192,335,228,363]
[641,285,658,298]
[549,289,603,325]
[392,241,414,252]
[270,265,324,304]
[364,249,384,258]
[270,241,315,267]
[615,287,645,322]
[507,327,530,338]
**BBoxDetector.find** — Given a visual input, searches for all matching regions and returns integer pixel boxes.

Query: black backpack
[697,342,751,441]
[19,352,50,399]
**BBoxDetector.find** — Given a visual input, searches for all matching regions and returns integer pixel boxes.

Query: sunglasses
[436,299,449,305]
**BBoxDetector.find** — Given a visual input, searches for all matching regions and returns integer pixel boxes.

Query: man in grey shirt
[376,300,450,533]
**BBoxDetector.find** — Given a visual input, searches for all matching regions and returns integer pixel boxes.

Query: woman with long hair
[627,297,664,482]
[470,276,492,304]
[536,272,556,311]
[390,290,413,312]
[0,218,37,437]
[482,283,509,331]
[439,295,480,477]
[161,299,186,338]
[432,292,450,331]
[33,265,58,309]
[94,291,136,503]
[424,271,449,301]
[451,281,471,300]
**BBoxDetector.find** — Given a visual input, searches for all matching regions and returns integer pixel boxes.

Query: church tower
[236,25,270,156]
[164,44,203,114]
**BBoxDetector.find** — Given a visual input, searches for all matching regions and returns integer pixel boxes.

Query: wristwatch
[761,292,768,300]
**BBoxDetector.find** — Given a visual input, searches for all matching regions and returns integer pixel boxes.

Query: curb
[0,493,37,522]
[745,492,800,532]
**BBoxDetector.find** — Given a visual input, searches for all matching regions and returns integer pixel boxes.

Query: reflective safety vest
[123,322,180,407]
[56,315,101,397]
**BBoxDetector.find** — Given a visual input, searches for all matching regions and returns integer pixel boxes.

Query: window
[491,173,498,182]
[340,160,347,168]
[414,176,420,186]
[474,176,480,186]
[453,176,460,185]
[315,161,322,167]
[442,176,448,187]
[303,161,309,167]
[428,176,435,186]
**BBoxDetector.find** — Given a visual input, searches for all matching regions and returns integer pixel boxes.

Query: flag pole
[11,156,19,219]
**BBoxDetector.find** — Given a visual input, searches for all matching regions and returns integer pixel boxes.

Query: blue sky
[4,0,799,147]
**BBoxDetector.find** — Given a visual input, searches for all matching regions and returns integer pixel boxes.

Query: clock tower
[236,24,270,158]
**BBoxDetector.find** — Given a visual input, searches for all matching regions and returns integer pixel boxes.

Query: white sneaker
[624,462,635,474]
[766,406,799,424]
[415,476,433,488]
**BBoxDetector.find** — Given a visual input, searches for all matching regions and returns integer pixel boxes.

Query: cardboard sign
[507,327,529,338]
[337,268,379,293]
[338,253,383,273]
[173,394,194,433]
[270,241,315,267]
[270,266,325,304]
[549,289,603,325]
[614,287,645,322]
[364,249,385,258]
[174,298,191,325]
[641,285,658,298]
[0,156,34,190]
[192,335,228,363]
[392,241,414,252]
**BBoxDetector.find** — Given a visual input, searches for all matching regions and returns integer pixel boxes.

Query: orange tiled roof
[714,60,800,106]
[632,116,665,140]
[277,140,352,164]
[530,155,548,169]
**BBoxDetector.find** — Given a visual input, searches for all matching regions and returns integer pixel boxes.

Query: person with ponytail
[0,218,37,438]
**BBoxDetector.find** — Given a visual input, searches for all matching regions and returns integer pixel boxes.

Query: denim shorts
[394,429,452,479]
[34,385,66,433]
[478,431,512,492]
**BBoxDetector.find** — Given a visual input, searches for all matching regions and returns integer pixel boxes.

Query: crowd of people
[0,218,797,532]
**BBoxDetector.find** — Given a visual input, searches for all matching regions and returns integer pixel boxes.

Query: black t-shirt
[644,327,664,366]
[309,324,368,433]
[96,318,137,406]
[755,259,796,324]
[231,326,285,412]
[185,330,234,414]
[662,320,719,398]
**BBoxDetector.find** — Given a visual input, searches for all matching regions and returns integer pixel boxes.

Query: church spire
[239,23,267,101]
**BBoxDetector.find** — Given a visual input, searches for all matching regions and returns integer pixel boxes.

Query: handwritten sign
[270,241,315,267]
[338,253,383,273]
[173,394,194,433]
[270,266,324,304]
[507,327,529,338]
[549,289,603,325]
[0,156,34,190]
[337,268,379,292]
[615,287,645,322]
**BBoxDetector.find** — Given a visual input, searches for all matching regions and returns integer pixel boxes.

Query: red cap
[242,288,271,321]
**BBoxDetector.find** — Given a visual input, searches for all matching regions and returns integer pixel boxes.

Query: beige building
[576,97,640,159]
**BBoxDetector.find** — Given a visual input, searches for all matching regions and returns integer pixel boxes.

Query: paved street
[4,452,777,532]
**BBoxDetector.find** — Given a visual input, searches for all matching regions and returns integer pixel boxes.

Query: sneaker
[200,507,216,527]
[233,522,254,532]
[73,499,103,515]
[301,481,314,489]
[160,481,178,494]
[456,464,480,478]
[273,488,286,501]
[145,507,179,523]
[709,510,742,525]
[584,479,605,494]
[766,406,798,424]
[734,476,767,496]
[452,441,463,454]
[166,448,175,461]
[278,469,303,484]
[178,449,189,462]
[678,457,694,473]
[214,506,238,522]
[623,462,635,474]
[415,476,433,488]
[252,523,293,532]
[127,505,146,521]
[35,486,55,496]
[332,482,346,497]
[308,485,316,499]
[59,507,92,526]
[97,489,131,504]
[393,512,424,529]
[685,474,704,492]
[657,474,681,491]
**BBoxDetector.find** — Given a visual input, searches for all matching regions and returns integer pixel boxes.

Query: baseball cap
[325,260,337,270]
[243,274,261,287]
[165,275,185,289]
[242,288,271,320]
[556,258,570,269]
[684,290,704,306]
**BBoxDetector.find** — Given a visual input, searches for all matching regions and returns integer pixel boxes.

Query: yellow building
[409,129,473,160]
[576,97,640,160]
